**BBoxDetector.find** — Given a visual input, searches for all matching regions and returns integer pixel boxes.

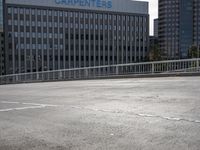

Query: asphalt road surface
[0,77,200,150]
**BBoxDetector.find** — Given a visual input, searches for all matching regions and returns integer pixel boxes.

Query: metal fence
[0,58,200,85]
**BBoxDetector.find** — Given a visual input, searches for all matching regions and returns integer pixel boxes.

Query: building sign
[55,0,112,9]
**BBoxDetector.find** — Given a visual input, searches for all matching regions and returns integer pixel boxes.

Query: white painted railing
[0,58,200,85]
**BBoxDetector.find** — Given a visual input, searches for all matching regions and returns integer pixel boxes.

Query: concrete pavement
[0,76,200,150]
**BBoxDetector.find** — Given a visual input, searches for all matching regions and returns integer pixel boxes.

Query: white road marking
[0,106,45,112]
[1,101,20,104]
[22,102,58,107]
[0,101,59,112]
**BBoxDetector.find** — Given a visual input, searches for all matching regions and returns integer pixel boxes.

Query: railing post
[85,69,89,78]
[53,72,55,80]
[152,63,155,74]
[16,75,18,82]
[116,66,119,75]
[37,73,39,80]
[59,71,62,79]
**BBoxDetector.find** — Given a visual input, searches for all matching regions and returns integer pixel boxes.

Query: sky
[136,0,158,35]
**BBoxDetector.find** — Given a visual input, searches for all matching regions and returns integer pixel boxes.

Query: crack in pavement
[71,106,200,124]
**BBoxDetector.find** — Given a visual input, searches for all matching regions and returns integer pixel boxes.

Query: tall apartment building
[159,0,200,59]
[3,0,149,75]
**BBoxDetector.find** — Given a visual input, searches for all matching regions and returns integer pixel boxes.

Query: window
[8,7,12,14]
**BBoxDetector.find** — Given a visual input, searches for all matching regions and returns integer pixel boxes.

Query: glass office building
[3,0,149,74]
[179,0,193,58]
[193,0,200,47]
[159,0,200,59]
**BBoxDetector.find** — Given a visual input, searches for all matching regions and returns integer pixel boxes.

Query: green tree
[188,45,200,58]
[149,44,162,61]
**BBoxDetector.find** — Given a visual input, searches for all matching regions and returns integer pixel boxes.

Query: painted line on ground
[0,105,45,112]
[0,101,59,112]
[1,101,20,104]
[22,102,58,107]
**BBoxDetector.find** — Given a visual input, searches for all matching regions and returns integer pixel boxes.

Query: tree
[149,44,162,61]
[188,45,200,58]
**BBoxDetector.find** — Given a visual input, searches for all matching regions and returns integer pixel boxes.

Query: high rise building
[193,0,200,48]
[154,18,158,38]
[3,0,149,75]
[149,19,158,60]
[158,0,200,59]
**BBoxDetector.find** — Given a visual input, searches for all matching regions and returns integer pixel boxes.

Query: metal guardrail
[0,58,200,85]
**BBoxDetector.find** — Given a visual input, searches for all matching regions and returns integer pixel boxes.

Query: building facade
[159,0,180,59]
[0,28,4,75]
[0,0,5,75]
[159,0,200,59]
[0,0,3,28]
[193,0,200,47]
[154,18,158,38]
[149,36,158,49]
[3,0,149,75]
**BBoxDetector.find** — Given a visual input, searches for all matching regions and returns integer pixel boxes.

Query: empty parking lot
[0,77,200,150]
